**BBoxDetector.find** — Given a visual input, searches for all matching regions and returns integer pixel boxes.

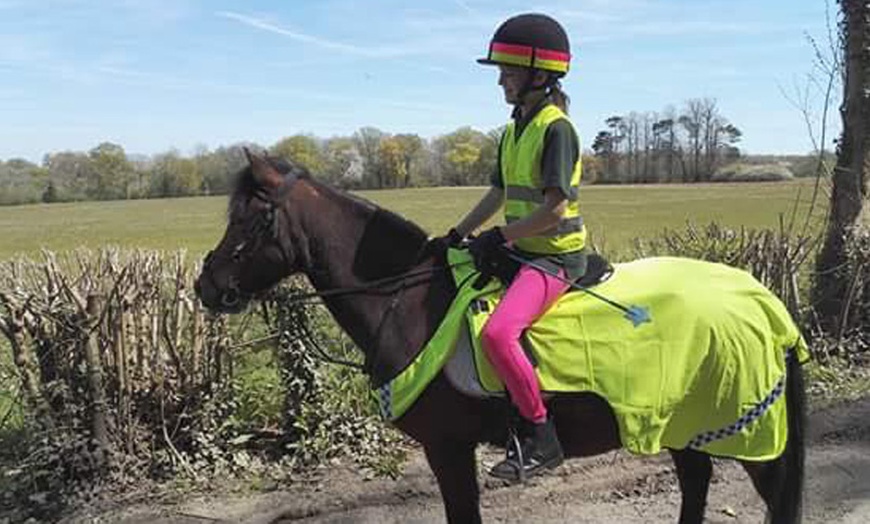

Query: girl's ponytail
[548,79,570,114]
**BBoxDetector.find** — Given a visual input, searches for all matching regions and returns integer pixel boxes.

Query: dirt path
[70,396,870,524]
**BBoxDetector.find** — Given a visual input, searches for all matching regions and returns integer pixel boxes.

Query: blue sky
[0,0,839,163]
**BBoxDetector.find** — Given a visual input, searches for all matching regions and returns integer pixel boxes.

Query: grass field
[0,179,828,261]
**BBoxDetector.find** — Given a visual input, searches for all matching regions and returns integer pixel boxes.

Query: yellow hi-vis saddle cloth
[376,249,810,461]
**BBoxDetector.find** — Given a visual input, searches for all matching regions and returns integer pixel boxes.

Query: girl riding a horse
[446,13,586,482]
[195,13,807,523]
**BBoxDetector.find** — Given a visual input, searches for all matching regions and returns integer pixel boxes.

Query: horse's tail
[779,351,806,522]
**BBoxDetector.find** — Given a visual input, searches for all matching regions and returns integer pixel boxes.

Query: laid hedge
[0,249,401,522]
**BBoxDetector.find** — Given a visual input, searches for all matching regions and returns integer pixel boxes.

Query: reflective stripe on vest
[506,214,584,237]
[504,184,580,203]
[501,104,586,254]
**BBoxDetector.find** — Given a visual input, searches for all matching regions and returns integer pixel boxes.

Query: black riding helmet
[477,13,571,75]
[477,13,571,108]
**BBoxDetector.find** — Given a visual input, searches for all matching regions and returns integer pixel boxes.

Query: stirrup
[490,428,528,483]
[509,427,528,484]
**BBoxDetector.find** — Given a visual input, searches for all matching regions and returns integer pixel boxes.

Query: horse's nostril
[221,290,239,308]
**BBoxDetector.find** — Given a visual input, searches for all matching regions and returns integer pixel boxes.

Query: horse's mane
[311,181,432,281]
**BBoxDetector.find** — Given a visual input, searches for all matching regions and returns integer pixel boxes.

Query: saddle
[472,248,612,290]
[577,252,614,288]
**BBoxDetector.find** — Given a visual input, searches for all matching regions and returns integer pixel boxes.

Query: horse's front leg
[423,439,481,524]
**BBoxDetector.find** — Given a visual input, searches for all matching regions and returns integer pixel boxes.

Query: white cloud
[96,65,331,97]
[0,33,104,84]
[217,10,413,59]
[115,0,192,24]
[547,0,804,45]
[0,34,53,63]
[453,0,478,16]
[95,65,449,113]
[0,88,25,100]
[215,9,468,73]
[622,20,786,38]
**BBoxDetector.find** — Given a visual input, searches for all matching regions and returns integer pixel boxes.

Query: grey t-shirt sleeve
[541,118,580,197]
[490,131,505,188]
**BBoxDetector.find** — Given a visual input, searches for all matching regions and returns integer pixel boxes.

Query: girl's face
[498,65,531,105]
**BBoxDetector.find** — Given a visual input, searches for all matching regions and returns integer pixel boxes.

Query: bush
[0,185,42,205]
[631,222,814,323]
[790,152,836,178]
[712,162,794,182]
[263,286,406,475]
[828,228,870,343]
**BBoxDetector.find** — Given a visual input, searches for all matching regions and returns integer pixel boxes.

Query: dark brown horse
[195,150,806,524]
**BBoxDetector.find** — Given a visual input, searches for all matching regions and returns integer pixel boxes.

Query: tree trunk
[813,0,870,335]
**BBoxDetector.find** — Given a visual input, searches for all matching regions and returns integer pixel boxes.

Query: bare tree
[680,100,705,182]
[653,112,679,181]
[813,0,870,335]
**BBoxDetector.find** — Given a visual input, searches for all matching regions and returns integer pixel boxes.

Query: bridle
[199,178,471,375]
[201,188,294,310]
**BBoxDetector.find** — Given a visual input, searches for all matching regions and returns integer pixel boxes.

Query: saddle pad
[450,250,810,461]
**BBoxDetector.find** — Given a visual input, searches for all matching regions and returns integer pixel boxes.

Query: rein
[277,260,470,374]
[282,262,468,304]
[229,262,465,373]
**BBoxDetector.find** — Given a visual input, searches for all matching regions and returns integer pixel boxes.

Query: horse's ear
[244,147,284,189]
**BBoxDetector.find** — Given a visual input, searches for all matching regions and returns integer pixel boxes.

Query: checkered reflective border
[378,382,392,420]
[687,373,786,450]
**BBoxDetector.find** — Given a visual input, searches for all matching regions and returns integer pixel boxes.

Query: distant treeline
[0,97,829,206]
[587,98,831,184]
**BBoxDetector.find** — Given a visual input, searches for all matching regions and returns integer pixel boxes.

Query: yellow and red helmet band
[489,41,570,72]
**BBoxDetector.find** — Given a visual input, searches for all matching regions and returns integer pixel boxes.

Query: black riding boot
[490,417,564,482]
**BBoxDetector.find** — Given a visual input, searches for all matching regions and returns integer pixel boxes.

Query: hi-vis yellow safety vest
[501,104,586,254]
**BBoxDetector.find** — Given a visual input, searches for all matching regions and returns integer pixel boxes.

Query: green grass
[0,179,827,261]
[364,180,827,256]
[0,196,227,260]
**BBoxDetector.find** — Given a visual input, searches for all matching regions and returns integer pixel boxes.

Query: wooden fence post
[84,293,111,467]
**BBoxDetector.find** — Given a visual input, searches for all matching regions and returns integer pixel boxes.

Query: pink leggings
[480,264,570,423]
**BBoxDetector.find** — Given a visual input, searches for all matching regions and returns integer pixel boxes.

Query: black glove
[445,227,464,248]
[433,227,465,251]
[468,227,507,270]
